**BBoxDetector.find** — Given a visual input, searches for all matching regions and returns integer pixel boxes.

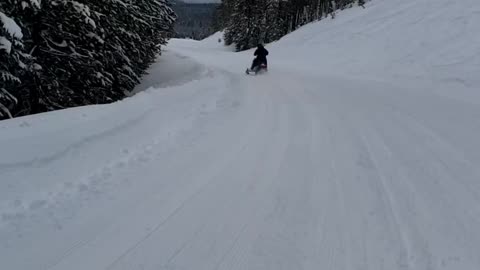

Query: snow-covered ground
[130,50,207,95]
[1,0,480,269]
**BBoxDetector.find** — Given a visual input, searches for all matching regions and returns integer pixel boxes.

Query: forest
[215,0,366,51]
[0,0,175,119]
[172,1,218,40]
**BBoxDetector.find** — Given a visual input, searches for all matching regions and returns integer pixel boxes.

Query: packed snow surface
[1,0,480,269]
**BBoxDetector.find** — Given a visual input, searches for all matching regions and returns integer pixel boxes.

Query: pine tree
[263,0,286,43]
[1,0,176,119]
[0,1,39,119]
[223,0,268,51]
[0,12,22,118]
[225,0,251,51]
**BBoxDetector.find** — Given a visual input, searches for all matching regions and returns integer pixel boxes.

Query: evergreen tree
[264,0,286,42]
[0,11,23,118]
[0,1,38,118]
[0,0,176,119]
[224,0,267,51]
[225,0,252,51]
[217,0,365,51]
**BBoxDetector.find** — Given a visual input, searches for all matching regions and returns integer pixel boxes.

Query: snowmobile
[246,63,268,75]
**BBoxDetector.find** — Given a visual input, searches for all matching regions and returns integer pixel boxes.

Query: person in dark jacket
[251,44,269,70]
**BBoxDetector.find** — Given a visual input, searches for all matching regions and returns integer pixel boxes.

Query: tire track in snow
[298,79,416,269]
[36,72,250,270]
[358,129,414,269]
[392,110,480,205]
[99,75,276,270]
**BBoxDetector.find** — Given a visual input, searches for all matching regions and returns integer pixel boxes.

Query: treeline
[0,0,176,119]
[214,0,367,51]
[172,2,218,40]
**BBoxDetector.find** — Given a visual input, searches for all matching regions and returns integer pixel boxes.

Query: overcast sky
[182,0,220,3]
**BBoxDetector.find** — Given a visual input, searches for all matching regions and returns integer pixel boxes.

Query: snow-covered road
[2,1,480,269]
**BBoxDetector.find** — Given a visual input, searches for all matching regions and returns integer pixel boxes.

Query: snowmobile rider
[251,44,269,70]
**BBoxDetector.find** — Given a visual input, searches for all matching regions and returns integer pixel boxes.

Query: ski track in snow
[1,0,480,269]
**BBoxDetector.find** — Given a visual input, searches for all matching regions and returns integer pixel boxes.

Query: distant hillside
[171,1,219,40]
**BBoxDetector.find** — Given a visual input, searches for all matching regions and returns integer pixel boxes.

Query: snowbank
[131,50,206,94]
[271,0,480,95]
[0,62,217,226]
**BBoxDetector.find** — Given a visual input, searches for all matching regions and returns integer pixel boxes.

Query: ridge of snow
[0,12,23,39]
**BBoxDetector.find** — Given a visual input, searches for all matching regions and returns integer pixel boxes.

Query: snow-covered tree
[0,0,176,119]
[223,0,268,51]
[0,12,23,118]
[218,0,365,51]
[0,0,39,119]
[263,0,286,43]
[225,0,253,51]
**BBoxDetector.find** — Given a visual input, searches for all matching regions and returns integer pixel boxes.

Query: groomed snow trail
[1,1,480,269]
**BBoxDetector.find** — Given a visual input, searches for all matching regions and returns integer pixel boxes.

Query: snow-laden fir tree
[224,0,269,51]
[263,0,286,43]
[0,0,176,119]
[0,11,22,118]
[0,0,39,118]
[225,0,254,51]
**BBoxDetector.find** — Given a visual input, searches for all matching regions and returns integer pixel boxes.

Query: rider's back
[254,45,269,64]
